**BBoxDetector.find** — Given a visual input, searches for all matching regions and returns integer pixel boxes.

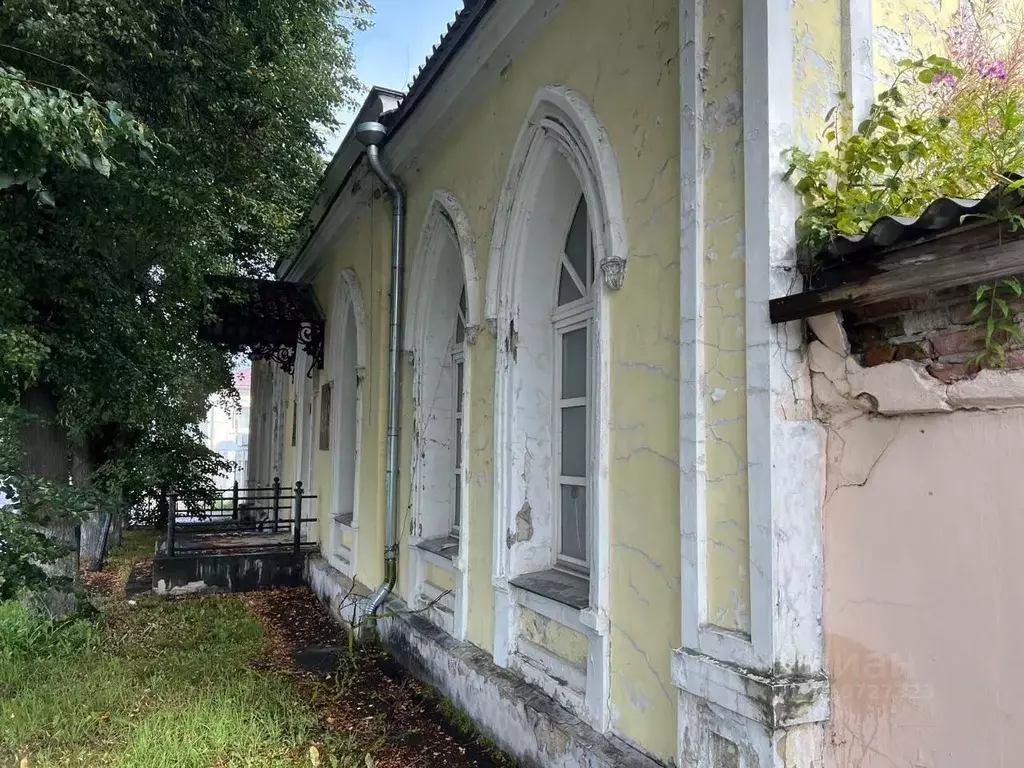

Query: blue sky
[329,0,465,151]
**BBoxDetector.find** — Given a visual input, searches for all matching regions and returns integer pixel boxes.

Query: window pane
[455,416,463,468]
[456,361,464,412]
[560,406,587,477]
[557,265,583,306]
[561,328,587,399]
[453,480,461,531]
[565,196,589,285]
[560,485,587,561]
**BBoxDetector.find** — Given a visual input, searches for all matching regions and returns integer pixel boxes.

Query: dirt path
[245,586,514,768]
[82,538,514,768]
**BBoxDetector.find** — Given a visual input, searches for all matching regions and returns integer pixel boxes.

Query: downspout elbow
[365,145,405,210]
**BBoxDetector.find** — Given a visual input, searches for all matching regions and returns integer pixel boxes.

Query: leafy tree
[0,0,371,611]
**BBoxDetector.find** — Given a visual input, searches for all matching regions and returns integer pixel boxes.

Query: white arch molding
[485,85,628,331]
[487,86,624,732]
[404,189,480,641]
[405,189,483,347]
[327,267,367,578]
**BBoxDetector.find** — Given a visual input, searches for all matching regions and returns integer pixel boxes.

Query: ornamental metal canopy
[199,274,324,376]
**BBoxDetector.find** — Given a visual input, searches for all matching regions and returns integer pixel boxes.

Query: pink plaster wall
[825,408,1024,767]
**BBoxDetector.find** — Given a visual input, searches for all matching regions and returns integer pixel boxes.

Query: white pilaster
[675,0,829,764]
[843,0,875,126]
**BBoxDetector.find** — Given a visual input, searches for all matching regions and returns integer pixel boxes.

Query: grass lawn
[0,532,365,768]
[1,531,514,768]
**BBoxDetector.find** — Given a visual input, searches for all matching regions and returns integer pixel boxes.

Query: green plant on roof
[785,5,1024,369]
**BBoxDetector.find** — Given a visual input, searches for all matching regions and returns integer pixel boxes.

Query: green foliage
[0,0,372,595]
[0,587,362,767]
[969,277,1024,369]
[786,11,1024,369]
[783,56,992,259]
[0,600,98,686]
[0,62,153,205]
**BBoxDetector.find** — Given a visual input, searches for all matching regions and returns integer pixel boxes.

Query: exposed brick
[901,308,952,336]
[848,323,883,344]
[929,329,982,357]
[934,352,975,365]
[948,301,978,325]
[875,316,906,339]
[894,341,931,361]
[928,362,969,383]
[863,344,896,367]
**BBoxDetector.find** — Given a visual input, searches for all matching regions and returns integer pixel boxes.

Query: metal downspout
[357,125,405,617]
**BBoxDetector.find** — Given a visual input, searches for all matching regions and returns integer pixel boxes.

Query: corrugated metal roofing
[385,0,494,132]
[817,177,1023,266]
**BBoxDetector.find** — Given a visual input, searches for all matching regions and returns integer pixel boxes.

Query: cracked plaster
[810,337,1024,418]
[283,0,686,750]
[823,406,1024,767]
[701,0,753,637]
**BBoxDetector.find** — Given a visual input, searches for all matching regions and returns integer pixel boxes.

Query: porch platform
[153,481,319,595]
[152,539,317,595]
[156,527,317,556]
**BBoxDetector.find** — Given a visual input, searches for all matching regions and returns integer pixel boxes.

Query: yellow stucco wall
[298,0,680,758]
[872,0,959,87]
[519,607,589,667]
[793,0,844,147]
[267,0,972,761]
[425,562,456,594]
[314,204,392,589]
[701,0,750,636]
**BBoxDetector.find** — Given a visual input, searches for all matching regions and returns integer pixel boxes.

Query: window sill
[333,512,354,528]
[510,568,589,610]
[416,535,460,563]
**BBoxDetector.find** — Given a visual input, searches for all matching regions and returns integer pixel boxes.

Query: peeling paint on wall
[519,607,589,666]
[792,0,844,148]
[825,408,1024,767]
[872,0,957,87]
[702,0,752,636]
[290,0,684,759]
[425,562,456,593]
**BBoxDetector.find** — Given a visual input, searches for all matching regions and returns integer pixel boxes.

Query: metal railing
[166,478,317,557]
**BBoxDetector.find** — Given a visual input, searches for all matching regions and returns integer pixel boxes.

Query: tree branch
[0,43,107,96]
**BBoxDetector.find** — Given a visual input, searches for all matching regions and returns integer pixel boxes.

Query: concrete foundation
[152,550,306,595]
[305,555,664,768]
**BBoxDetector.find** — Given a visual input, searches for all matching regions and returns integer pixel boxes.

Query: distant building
[200,368,250,489]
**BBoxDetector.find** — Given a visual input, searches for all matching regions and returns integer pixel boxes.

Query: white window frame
[451,348,465,536]
[551,196,594,574]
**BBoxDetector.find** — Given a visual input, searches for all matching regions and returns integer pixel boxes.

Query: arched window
[408,226,466,549]
[404,191,479,641]
[553,197,593,569]
[327,269,366,577]
[486,87,626,731]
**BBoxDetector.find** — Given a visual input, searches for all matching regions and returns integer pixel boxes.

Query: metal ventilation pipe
[355,121,404,618]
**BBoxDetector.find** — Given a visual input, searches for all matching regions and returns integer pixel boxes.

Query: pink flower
[932,71,958,86]
[978,59,1008,79]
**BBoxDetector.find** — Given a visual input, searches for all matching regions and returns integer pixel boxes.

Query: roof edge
[278,1,497,280]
